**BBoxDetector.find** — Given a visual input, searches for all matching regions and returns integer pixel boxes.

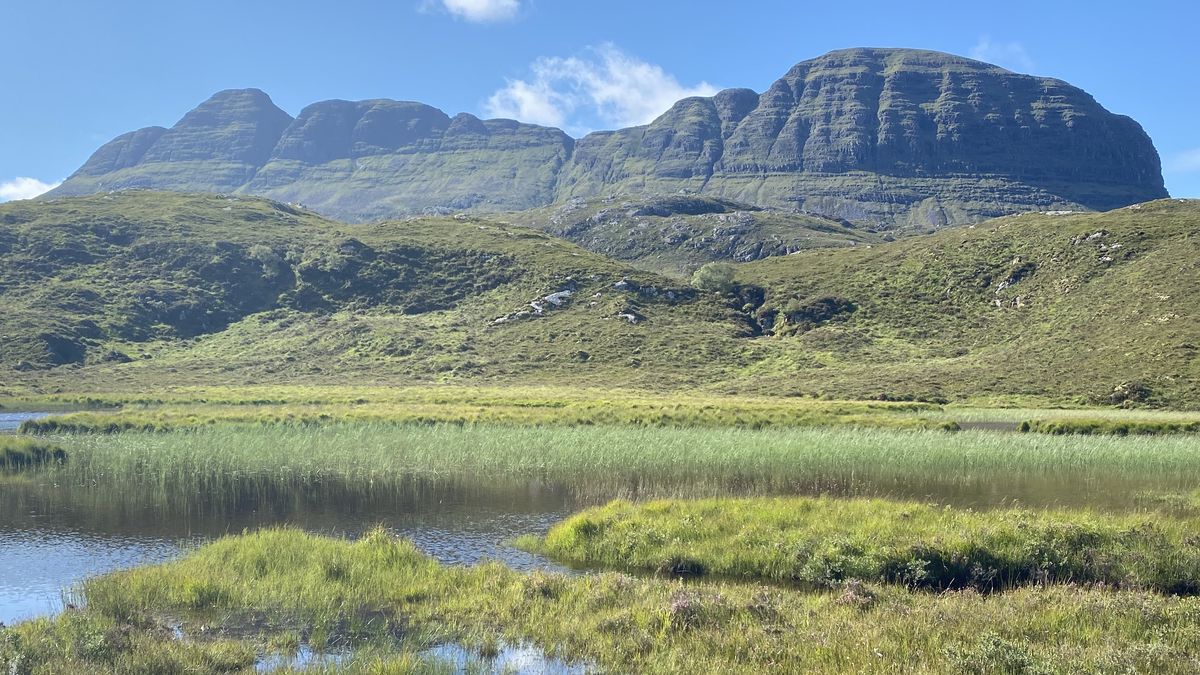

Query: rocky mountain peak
[50,49,1167,229]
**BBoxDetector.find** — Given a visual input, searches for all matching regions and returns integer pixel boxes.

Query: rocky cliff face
[54,91,574,219]
[50,49,1167,228]
[65,89,294,194]
[557,48,1167,228]
[243,99,574,220]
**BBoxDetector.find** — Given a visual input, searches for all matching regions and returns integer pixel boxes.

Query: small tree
[692,262,736,294]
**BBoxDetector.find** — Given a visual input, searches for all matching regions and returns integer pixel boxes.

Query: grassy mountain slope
[733,199,1200,405]
[4,193,1199,407]
[506,194,876,276]
[0,191,749,389]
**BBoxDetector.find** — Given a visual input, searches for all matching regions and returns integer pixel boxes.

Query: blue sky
[1,0,1196,200]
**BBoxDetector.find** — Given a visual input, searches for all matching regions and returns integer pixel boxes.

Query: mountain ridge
[48,48,1167,229]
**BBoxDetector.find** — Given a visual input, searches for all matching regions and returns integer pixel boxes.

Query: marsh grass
[940,407,1200,424]
[529,497,1200,593]
[40,423,1200,507]
[7,528,1196,674]
[0,610,455,674]
[16,394,949,435]
[15,385,1200,437]
[1022,418,1200,435]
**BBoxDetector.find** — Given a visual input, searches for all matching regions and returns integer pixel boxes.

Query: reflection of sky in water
[253,642,590,673]
[0,529,184,623]
[424,642,590,675]
[256,645,349,673]
[0,412,50,432]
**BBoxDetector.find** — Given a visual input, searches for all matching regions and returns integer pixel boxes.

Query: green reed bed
[5,527,1198,674]
[527,497,1200,593]
[41,423,1200,504]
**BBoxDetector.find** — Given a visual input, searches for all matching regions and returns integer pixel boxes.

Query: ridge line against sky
[1,0,1196,201]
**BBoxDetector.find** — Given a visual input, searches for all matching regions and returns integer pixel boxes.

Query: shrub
[691,263,736,294]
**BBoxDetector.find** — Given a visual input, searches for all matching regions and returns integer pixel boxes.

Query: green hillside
[507,194,875,276]
[3,192,1199,407]
[732,199,1200,405]
[0,191,747,389]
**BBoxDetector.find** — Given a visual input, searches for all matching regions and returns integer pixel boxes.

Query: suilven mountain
[48,48,1167,229]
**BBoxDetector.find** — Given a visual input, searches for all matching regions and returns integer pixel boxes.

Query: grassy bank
[12,385,1200,435]
[36,423,1200,506]
[12,387,951,434]
[6,528,1200,674]
[0,437,65,470]
[527,497,1200,592]
[1021,417,1200,435]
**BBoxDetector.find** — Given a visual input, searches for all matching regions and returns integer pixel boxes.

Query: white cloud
[484,43,719,134]
[0,177,60,202]
[969,36,1036,72]
[435,0,519,22]
[1167,148,1200,173]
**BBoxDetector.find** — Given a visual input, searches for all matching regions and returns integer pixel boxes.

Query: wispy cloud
[1167,148,1200,173]
[969,36,1036,72]
[0,177,59,202]
[485,43,718,134]
[424,0,520,22]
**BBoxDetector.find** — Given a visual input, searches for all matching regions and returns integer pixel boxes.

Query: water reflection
[1,458,1194,625]
[0,412,49,432]
[0,476,576,624]
[423,641,589,674]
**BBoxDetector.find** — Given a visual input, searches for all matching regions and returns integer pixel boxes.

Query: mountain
[4,192,1199,406]
[559,48,1167,229]
[48,48,1166,230]
[507,194,876,276]
[52,92,574,220]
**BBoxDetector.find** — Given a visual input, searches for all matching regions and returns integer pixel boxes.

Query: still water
[3,465,1187,627]
[0,474,577,625]
[0,411,50,432]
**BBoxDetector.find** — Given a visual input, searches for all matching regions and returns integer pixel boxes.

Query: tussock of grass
[1022,418,1200,435]
[0,612,451,674]
[530,497,1200,593]
[0,611,257,675]
[6,528,1196,673]
[0,437,65,470]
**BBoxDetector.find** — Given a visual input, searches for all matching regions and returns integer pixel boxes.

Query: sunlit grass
[15,527,1197,674]
[528,496,1200,592]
